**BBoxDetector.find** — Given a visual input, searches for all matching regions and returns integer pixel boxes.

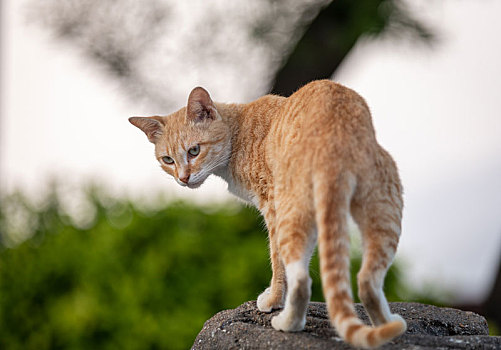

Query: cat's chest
[215,168,260,207]
[227,177,260,207]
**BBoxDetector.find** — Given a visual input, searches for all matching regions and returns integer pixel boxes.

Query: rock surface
[192,301,501,349]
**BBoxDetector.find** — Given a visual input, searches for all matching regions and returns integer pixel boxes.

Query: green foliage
[0,186,434,350]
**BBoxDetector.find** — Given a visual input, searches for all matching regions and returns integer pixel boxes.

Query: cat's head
[129,87,230,189]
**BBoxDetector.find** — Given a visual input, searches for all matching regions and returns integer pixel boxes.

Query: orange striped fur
[130,80,407,348]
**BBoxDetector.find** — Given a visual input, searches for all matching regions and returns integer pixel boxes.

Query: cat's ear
[186,87,219,123]
[129,116,164,143]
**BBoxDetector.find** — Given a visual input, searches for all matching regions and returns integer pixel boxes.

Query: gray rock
[192,301,501,349]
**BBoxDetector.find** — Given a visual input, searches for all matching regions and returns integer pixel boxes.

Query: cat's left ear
[186,87,220,123]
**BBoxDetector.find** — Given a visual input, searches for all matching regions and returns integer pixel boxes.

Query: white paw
[257,287,284,313]
[271,311,306,332]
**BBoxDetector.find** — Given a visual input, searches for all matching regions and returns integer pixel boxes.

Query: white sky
[1,0,500,303]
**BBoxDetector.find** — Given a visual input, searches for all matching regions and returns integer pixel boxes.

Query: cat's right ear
[129,116,164,143]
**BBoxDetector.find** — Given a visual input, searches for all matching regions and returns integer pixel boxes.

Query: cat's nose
[179,175,190,184]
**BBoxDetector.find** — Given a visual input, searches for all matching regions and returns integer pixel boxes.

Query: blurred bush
[0,184,438,350]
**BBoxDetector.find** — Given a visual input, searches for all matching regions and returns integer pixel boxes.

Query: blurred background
[1,0,500,348]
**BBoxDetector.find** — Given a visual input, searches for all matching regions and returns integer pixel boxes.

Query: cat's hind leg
[352,177,406,328]
[270,207,316,332]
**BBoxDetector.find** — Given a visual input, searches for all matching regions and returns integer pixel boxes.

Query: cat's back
[285,80,374,134]
[269,80,376,150]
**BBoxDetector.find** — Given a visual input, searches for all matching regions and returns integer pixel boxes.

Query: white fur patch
[285,260,309,288]
[378,289,393,321]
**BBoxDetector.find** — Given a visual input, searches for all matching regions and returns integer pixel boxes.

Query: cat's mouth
[186,173,209,189]
[176,178,204,189]
[175,172,209,189]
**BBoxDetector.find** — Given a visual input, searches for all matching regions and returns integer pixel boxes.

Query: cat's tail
[314,172,406,349]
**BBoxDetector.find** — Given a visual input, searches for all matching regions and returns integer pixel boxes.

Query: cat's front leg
[257,240,286,312]
[257,207,286,312]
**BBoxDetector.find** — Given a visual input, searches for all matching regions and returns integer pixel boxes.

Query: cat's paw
[257,287,284,313]
[271,310,306,332]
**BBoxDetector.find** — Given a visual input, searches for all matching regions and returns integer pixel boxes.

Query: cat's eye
[188,144,200,157]
[162,156,174,164]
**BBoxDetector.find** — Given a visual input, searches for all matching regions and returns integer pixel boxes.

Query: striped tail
[330,312,406,348]
[314,173,406,348]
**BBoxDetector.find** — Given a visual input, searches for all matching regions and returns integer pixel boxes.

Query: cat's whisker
[203,155,231,173]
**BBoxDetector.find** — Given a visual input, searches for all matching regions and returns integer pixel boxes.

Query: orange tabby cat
[129,80,407,348]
